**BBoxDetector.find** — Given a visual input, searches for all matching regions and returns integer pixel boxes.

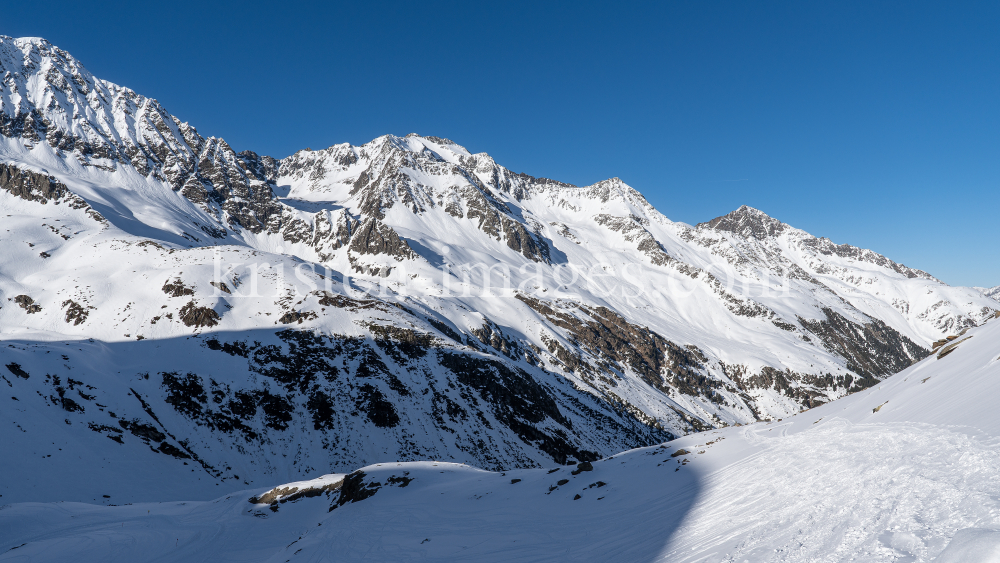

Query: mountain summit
[698,205,789,239]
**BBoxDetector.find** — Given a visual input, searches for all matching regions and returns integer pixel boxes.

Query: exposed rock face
[14,295,41,313]
[0,162,69,203]
[697,205,934,281]
[171,329,659,470]
[699,205,788,240]
[514,292,927,428]
[162,279,195,297]
[797,308,929,379]
[178,302,221,328]
[517,295,704,392]
[595,214,672,266]
[348,218,417,261]
[278,209,358,261]
[0,163,106,223]
[61,300,90,325]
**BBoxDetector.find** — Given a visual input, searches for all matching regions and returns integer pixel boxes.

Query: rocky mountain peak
[697,205,788,239]
[0,35,290,239]
[696,205,937,283]
[570,177,656,215]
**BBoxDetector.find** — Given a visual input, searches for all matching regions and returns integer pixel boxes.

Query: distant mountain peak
[981,286,1000,301]
[697,205,788,239]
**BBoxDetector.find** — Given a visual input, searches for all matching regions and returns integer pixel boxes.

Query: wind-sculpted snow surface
[1,35,999,505]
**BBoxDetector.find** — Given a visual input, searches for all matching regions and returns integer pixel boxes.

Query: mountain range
[1,35,997,506]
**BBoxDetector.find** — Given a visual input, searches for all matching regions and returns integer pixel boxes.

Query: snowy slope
[1,35,998,506]
[3,313,999,562]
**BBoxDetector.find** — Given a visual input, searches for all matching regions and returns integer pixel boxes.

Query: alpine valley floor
[3,313,999,562]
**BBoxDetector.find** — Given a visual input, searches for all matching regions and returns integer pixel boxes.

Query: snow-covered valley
[4,307,999,562]
[1,34,999,561]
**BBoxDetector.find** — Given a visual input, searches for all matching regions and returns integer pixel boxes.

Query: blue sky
[5,1,998,286]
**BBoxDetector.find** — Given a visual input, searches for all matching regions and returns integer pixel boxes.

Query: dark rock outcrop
[797,308,930,379]
[14,295,41,313]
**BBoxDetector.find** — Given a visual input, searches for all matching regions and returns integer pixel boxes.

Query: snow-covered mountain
[978,285,1000,301]
[4,297,999,562]
[1,35,998,504]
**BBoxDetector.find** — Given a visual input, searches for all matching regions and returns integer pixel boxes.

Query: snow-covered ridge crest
[697,204,935,281]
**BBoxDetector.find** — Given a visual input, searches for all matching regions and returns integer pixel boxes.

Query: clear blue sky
[6,1,998,287]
